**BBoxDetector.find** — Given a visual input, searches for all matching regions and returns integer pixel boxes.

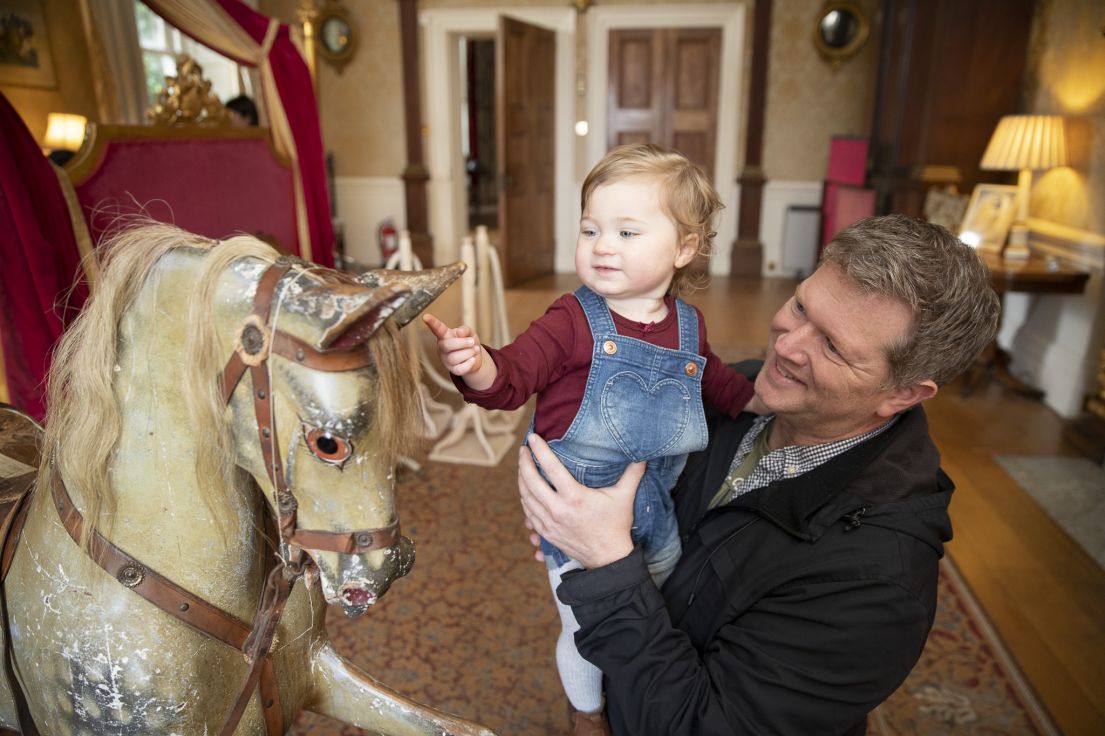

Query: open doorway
[421,6,574,277]
[460,37,498,233]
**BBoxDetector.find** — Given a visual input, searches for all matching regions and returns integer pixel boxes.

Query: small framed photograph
[923,189,968,233]
[959,184,1018,252]
[0,0,57,89]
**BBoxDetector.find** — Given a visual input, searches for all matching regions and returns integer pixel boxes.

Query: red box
[827,137,868,186]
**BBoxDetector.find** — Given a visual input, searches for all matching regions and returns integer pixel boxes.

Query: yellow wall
[1025,0,1105,235]
[763,0,878,180]
[263,0,407,178]
[262,0,877,182]
[5,0,1095,236]
[0,0,98,145]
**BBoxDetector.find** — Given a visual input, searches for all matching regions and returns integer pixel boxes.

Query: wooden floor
[498,272,1105,736]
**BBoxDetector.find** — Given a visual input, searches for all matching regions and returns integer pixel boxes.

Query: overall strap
[673,298,701,354]
[573,286,617,339]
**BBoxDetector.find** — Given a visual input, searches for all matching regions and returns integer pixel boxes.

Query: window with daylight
[133,1,253,107]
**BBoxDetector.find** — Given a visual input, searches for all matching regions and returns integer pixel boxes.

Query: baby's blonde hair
[581,143,723,295]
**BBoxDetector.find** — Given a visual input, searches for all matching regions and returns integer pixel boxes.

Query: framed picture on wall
[0,0,57,89]
[959,184,1018,253]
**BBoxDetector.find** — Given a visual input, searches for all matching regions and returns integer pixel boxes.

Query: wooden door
[607,28,721,181]
[869,0,1034,216]
[496,15,556,287]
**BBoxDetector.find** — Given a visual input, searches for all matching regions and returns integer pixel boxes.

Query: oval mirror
[316,2,357,74]
[812,1,870,67]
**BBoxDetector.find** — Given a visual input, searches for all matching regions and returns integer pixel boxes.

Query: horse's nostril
[342,588,373,607]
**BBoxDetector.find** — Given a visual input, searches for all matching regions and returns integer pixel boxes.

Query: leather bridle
[28,260,411,736]
[220,261,403,563]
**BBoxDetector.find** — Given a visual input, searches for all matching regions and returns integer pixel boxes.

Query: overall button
[603,340,618,355]
[684,362,698,376]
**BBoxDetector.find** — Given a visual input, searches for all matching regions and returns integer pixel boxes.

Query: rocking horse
[0,224,494,735]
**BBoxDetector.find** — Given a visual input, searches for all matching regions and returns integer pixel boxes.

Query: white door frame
[420,7,576,269]
[586,5,746,276]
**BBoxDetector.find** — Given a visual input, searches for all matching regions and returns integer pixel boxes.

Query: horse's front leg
[306,642,497,736]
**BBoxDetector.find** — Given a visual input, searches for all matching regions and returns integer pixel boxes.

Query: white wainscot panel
[1002,273,1105,418]
[759,181,822,278]
[333,176,407,268]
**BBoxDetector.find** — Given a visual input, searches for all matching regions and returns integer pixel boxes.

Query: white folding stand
[387,232,454,441]
[427,225,520,467]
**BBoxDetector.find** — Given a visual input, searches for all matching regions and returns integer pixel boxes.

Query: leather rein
[3,261,405,736]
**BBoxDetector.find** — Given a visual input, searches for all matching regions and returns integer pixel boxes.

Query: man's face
[755,263,924,446]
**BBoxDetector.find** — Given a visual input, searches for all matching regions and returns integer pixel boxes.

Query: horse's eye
[305,427,352,465]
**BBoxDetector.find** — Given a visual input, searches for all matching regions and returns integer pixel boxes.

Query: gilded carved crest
[145,54,229,127]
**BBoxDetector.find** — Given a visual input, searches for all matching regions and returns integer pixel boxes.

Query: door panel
[496,15,556,286]
[608,30,664,150]
[607,28,720,181]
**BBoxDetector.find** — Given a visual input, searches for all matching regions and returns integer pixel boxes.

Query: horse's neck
[85,254,263,609]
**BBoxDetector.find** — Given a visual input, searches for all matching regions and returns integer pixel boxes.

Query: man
[518,215,1000,735]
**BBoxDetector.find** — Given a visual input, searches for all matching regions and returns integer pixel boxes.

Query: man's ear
[876,379,938,417]
[675,233,699,268]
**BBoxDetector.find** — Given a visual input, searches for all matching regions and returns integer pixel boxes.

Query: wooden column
[730,0,771,276]
[398,0,433,266]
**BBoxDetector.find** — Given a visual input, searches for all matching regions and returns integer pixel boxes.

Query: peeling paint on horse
[0,234,490,735]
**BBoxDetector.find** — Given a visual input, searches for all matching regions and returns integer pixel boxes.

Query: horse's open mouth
[341,586,377,608]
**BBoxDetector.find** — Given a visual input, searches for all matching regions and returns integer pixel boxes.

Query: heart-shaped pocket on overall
[600,372,690,460]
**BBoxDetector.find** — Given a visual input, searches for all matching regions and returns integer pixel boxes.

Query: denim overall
[537,286,710,578]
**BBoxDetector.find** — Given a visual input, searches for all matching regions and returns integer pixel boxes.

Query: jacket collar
[697,406,946,542]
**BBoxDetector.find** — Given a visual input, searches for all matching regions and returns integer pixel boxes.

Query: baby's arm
[422,313,498,391]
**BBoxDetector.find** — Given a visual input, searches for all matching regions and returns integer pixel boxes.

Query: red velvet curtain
[0,91,89,421]
[147,0,334,267]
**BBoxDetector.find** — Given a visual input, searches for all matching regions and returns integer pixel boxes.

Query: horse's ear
[354,262,465,328]
[315,284,412,350]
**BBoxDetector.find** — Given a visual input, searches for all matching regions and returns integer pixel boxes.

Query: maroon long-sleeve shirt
[456,294,754,440]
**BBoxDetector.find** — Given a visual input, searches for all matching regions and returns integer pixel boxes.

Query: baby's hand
[422,313,485,378]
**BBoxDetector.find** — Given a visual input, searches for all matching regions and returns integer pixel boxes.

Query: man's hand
[518,433,643,569]
[422,312,496,390]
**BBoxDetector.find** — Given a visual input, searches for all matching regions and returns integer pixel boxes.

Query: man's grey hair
[821,214,1000,388]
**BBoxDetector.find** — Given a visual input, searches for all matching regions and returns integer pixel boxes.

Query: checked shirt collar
[717,414,899,506]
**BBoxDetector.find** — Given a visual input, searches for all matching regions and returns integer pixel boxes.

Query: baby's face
[575,176,692,311]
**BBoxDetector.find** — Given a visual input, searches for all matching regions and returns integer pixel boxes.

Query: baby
[424,143,758,723]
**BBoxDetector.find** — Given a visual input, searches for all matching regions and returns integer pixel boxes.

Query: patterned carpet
[291,423,1058,736]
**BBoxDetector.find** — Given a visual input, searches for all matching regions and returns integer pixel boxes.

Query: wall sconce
[979,114,1068,260]
[43,113,87,152]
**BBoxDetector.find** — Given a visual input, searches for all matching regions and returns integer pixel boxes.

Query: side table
[963,251,1090,399]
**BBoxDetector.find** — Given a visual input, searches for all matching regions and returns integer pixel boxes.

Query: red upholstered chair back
[66,124,300,256]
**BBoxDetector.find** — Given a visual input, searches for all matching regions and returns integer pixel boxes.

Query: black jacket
[558,397,953,735]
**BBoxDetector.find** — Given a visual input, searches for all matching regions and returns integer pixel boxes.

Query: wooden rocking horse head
[0,223,492,736]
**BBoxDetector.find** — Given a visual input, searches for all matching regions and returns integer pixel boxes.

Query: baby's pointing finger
[422,313,450,338]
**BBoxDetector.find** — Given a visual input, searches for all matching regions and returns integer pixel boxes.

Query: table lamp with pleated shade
[979,114,1067,260]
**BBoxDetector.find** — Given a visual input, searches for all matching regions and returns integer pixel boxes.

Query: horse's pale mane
[41,223,420,551]
[185,235,281,538]
[39,223,237,548]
